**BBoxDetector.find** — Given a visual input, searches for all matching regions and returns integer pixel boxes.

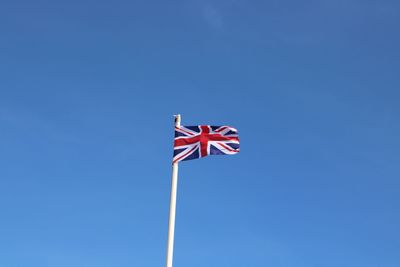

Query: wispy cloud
[202,3,223,30]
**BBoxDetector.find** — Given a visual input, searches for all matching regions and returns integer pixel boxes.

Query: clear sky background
[1,0,399,266]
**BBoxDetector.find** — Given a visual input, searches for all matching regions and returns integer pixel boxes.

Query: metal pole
[166,114,181,267]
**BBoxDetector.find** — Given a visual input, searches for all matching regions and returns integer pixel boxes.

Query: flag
[173,125,240,163]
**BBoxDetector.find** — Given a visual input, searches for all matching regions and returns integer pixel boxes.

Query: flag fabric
[173,125,240,163]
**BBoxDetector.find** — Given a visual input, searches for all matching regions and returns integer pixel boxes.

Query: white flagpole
[166,114,181,267]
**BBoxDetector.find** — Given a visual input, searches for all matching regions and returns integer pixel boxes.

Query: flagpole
[166,114,181,267]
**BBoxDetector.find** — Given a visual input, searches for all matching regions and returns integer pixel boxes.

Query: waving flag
[173,125,240,163]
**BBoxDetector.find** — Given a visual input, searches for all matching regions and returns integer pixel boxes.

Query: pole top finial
[174,114,181,127]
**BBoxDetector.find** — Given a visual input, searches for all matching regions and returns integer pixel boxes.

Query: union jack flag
[173,125,240,163]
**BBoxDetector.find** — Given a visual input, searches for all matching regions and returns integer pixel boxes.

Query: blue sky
[1,0,399,266]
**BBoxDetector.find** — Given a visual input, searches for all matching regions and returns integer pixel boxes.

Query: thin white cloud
[203,3,223,30]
